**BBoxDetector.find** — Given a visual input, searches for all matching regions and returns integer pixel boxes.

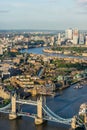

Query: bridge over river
[0,81,87,130]
[0,89,86,130]
[0,94,71,125]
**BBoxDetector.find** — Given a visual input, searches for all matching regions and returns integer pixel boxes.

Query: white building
[85,35,87,45]
[65,28,73,40]
[57,33,61,45]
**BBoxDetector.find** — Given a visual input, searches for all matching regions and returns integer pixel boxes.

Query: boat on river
[74,85,83,89]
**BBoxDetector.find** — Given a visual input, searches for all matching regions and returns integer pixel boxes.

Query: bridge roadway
[0,103,11,111]
[0,110,11,114]
[16,107,71,125]
[0,108,83,127]
[0,99,83,127]
[42,105,71,125]
[17,110,83,127]
[17,112,36,118]
[16,99,37,106]
[17,111,71,125]
[0,102,72,125]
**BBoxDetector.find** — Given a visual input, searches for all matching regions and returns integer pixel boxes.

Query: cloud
[48,0,57,2]
[12,2,29,8]
[77,10,87,14]
[0,10,9,13]
[46,0,58,4]
[0,1,30,10]
[77,0,87,6]
[78,0,87,2]
[75,0,87,14]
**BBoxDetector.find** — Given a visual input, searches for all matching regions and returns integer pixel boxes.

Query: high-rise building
[79,33,84,45]
[50,36,54,46]
[65,28,73,40]
[85,35,87,45]
[57,33,61,45]
[73,28,79,45]
[0,46,3,55]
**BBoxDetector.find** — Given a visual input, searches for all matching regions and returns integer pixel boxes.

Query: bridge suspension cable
[76,116,84,127]
[0,103,11,111]
[42,106,71,125]
[44,105,72,122]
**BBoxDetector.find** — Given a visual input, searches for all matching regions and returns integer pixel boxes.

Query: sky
[0,0,87,30]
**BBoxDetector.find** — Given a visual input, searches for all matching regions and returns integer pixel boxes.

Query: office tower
[65,28,73,40]
[50,36,54,46]
[79,33,84,45]
[85,35,87,45]
[0,46,3,55]
[73,28,79,45]
[57,33,61,45]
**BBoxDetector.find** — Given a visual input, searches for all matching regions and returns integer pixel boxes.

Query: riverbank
[1,47,87,130]
[19,47,87,95]
[43,48,79,57]
[43,47,87,57]
[43,48,62,54]
[57,77,87,92]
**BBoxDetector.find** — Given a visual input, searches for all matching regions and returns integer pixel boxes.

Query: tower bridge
[16,99,37,106]
[0,93,85,129]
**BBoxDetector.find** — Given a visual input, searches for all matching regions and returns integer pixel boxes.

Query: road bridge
[0,93,85,129]
[16,99,37,106]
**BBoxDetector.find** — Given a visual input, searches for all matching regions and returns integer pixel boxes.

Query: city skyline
[0,0,87,30]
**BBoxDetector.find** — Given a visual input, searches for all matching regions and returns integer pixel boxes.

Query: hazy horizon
[0,0,87,30]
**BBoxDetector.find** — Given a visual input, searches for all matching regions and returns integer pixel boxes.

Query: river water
[1,47,87,130]
[20,47,87,60]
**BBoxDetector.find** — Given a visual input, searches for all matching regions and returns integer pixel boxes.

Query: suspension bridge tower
[35,96,45,125]
[9,93,46,124]
[9,93,17,120]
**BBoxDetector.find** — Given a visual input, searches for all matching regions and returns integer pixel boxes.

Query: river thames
[20,47,87,60]
[1,47,87,130]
